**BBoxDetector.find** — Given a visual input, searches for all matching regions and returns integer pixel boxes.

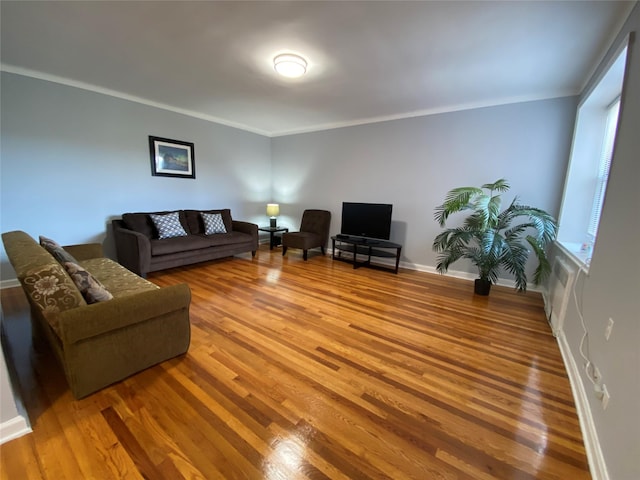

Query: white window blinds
[587,99,620,238]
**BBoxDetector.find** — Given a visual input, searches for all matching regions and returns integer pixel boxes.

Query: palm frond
[500,240,529,291]
[503,223,531,240]
[435,248,465,274]
[495,199,517,230]
[481,178,510,193]
[467,241,501,280]
[510,205,558,244]
[472,194,491,229]
[487,195,502,227]
[463,213,485,231]
[434,186,484,226]
[526,236,552,284]
[432,228,474,253]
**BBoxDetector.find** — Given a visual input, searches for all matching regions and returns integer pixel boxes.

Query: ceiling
[0,1,634,137]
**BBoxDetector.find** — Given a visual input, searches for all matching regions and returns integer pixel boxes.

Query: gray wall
[555,5,640,479]
[0,73,272,279]
[272,97,577,277]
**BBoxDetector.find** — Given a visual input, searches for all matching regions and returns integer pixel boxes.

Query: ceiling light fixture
[273,53,307,78]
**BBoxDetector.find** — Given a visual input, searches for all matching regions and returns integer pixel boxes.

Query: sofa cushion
[122,211,189,239]
[202,212,227,234]
[63,262,114,304]
[80,258,158,296]
[184,209,232,235]
[149,212,189,239]
[150,234,214,256]
[39,235,78,264]
[200,231,253,247]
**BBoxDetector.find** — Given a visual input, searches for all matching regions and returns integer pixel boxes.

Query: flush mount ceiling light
[273,53,307,78]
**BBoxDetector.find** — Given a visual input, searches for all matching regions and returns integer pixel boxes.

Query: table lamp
[266,203,279,228]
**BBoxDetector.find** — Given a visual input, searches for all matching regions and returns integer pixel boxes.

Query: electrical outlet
[594,383,604,399]
[605,317,614,341]
[601,384,610,409]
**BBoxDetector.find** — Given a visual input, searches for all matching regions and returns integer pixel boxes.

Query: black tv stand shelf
[331,236,402,274]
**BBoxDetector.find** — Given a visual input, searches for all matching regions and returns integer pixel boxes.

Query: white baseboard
[0,414,31,445]
[379,257,542,292]
[0,279,20,289]
[556,331,609,480]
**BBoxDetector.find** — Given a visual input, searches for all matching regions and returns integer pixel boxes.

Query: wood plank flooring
[0,245,590,479]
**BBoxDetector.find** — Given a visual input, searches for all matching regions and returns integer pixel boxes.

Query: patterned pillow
[23,263,87,337]
[64,262,114,304]
[39,235,77,264]
[201,212,227,234]
[149,212,188,239]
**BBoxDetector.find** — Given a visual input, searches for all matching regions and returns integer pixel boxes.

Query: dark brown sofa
[112,209,258,277]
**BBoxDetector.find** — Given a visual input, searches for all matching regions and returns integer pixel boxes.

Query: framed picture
[149,136,196,179]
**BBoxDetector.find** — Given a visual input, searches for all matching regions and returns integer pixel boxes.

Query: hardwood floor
[0,245,590,479]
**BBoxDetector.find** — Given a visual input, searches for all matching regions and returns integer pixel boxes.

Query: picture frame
[149,136,196,179]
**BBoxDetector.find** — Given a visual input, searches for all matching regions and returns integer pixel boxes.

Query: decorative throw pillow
[149,212,188,239]
[201,212,227,234]
[23,264,87,337]
[63,262,114,304]
[39,235,77,264]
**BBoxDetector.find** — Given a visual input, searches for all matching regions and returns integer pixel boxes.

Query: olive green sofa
[2,230,191,399]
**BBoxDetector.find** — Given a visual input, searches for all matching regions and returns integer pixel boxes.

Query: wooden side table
[258,226,289,250]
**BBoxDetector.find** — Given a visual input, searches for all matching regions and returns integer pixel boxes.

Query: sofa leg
[251,250,256,257]
[282,246,288,256]
[321,246,325,255]
[303,250,308,261]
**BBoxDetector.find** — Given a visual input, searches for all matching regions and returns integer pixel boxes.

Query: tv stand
[331,236,402,274]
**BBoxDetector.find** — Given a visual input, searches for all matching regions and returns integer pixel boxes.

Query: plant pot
[474,278,492,296]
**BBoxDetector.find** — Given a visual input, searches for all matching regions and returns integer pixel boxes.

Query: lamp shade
[266,203,280,217]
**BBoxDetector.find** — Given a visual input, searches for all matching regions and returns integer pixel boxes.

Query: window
[587,99,619,239]
[557,45,627,267]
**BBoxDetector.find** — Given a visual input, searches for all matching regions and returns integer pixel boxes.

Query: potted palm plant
[432,179,558,295]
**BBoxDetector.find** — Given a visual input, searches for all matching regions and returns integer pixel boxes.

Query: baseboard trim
[323,248,542,291]
[0,414,31,445]
[398,259,542,292]
[556,331,609,480]
[0,279,20,289]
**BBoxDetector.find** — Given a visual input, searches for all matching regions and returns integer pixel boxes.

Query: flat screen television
[340,202,393,240]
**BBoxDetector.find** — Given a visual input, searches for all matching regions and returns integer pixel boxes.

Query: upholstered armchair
[282,210,332,260]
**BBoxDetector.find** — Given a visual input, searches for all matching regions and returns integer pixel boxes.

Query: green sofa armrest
[56,283,191,345]
[63,243,104,260]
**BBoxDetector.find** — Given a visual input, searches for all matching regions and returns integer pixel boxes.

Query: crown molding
[2,64,577,139]
[0,64,271,137]
[270,91,578,137]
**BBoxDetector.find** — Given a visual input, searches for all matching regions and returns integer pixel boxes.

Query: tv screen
[340,202,393,240]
